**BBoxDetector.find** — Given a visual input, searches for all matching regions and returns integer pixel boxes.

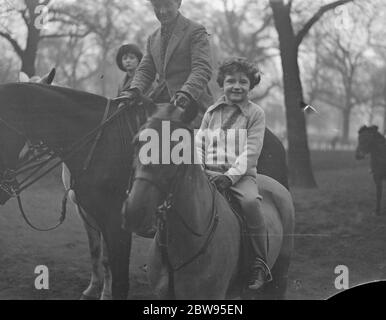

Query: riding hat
[116,44,143,72]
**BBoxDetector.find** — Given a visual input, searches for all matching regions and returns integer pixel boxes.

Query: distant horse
[356,125,386,216]
[0,82,155,299]
[123,104,295,299]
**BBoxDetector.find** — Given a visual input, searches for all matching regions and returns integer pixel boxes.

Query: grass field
[1,150,385,300]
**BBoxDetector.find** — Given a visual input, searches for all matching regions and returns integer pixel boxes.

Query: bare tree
[269,0,354,187]
[212,0,274,62]
[318,33,365,141]
[368,2,386,133]
[0,0,89,76]
[305,2,382,141]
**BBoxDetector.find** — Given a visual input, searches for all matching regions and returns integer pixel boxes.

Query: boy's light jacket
[195,96,266,185]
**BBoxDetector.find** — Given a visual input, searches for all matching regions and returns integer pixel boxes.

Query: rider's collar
[161,12,180,30]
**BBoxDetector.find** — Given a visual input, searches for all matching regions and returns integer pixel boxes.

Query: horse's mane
[3,82,105,99]
[358,125,373,134]
[0,82,107,111]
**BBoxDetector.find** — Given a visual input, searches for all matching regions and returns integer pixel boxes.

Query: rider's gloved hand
[171,91,192,109]
[118,88,141,108]
[210,175,232,192]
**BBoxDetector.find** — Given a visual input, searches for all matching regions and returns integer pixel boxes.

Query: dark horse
[0,82,155,299]
[123,104,295,299]
[0,83,289,299]
[356,125,386,216]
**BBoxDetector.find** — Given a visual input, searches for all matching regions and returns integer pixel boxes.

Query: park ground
[0,151,386,300]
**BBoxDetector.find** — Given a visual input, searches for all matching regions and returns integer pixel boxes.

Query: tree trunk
[271,2,317,188]
[383,107,386,135]
[21,0,43,77]
[341,107,351,143]
[21,48,38,77]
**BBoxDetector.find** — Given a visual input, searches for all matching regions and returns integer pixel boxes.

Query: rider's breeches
[229,175,268,263]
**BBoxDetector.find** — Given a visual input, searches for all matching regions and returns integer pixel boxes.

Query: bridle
[128,118,219,298]
[0,118,70,231]
[0,98,136,231]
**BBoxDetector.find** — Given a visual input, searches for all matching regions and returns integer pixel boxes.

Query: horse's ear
[18,72,30,83]
[358,125,368,133]
[40,68,56,85]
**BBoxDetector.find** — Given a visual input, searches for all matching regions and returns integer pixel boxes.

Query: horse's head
[122,102,198,234]
[356,125,381,160]
[0,69,57,205]
[17,69,56,162]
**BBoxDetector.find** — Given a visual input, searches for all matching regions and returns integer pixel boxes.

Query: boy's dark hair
[217,57,261,90]
[116,44,143,71]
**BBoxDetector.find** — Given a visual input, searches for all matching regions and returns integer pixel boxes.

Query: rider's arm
[179,26,212,103]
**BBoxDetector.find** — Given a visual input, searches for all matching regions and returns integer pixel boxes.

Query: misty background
[1,0,385,187]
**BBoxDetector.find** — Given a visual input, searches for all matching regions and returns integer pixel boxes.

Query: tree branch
[295,0,354,48]
[0,31,23,57]
[40,30,91,39]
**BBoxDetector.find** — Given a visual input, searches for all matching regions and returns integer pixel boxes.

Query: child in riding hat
[116,43,143,96]
[195,57,271,290]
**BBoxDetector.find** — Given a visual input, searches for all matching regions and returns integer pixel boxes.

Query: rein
[0,98,136,231]
[133,166,219,299]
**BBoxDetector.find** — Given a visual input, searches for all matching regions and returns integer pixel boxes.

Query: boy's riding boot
[245,200,272,290]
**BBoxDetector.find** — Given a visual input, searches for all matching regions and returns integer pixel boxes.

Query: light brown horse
[123,104,295,299]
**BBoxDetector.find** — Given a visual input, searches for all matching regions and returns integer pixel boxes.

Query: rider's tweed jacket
[117,74,133,97]
[195,95,266,185]
[124,13,213,108]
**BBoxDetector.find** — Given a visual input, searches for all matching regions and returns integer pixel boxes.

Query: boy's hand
[171,91,192,109]
[210,175,232,192]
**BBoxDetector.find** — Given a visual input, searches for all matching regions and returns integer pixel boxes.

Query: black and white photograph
[0,0,385,304]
